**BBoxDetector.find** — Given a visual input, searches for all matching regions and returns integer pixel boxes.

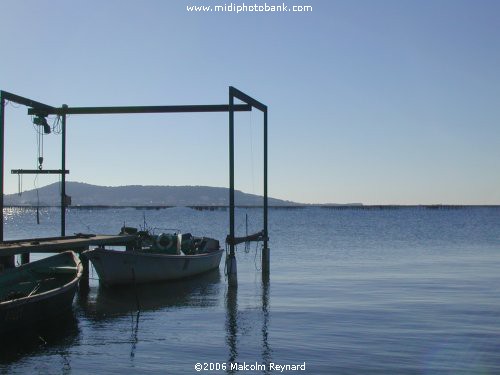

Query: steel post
[229,90,235,257]
[228,89,237,284]
[0,94,4,243]
[262,109,270,274]
[0,94,14,268]
[61,105,67,236]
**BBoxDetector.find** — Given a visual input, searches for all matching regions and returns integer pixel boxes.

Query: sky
[0,0,499,205]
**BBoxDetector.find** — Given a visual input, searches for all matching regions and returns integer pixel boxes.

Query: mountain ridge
[4,182,300,207]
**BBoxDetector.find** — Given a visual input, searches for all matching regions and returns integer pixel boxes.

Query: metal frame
[0,91,63,244]
[27,104,252,116]
[11,170,69,174]
[228,87,269,274]
[1,87,269,274]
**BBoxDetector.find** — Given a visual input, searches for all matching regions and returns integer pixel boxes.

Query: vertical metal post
[229,92,235,257]
[262,109,270,275]
[0,93,4,243]
[227,88,237,283]
[61,105,67,236]
[0,93,14,268]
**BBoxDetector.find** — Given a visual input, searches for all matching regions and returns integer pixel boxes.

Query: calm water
[1,206,500,374]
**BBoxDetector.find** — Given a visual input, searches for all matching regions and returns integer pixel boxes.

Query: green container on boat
[151,233,178,254]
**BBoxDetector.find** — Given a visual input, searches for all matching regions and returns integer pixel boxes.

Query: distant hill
[4,182,300,207]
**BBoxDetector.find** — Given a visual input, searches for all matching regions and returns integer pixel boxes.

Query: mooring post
[79,253,90,292]
[227,252,238,285]
[21,252,30,265]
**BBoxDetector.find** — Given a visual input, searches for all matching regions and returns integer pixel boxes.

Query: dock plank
[0,234,137,256]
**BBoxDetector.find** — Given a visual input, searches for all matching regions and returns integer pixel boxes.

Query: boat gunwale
[0,251,83,308]
[84,247,224,260]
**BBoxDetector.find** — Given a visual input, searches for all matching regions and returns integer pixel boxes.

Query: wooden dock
[0,234,137,257]
[0,234,138,290]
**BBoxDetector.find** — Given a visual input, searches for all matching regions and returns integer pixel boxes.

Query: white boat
[83,231,223,286]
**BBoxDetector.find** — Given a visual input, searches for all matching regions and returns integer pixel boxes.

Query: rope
[6,99,20,108]
[35,181,40,225]
[67,208,94,233]
[51,115,62,134]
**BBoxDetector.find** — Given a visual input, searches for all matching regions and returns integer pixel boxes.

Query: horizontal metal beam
[28,104,253,116]
[1,90,55,112]
[11,169,69,175]
[226,230,267,245]
[229,86,267,112]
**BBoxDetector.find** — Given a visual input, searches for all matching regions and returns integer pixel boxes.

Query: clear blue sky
[1,0,499,204]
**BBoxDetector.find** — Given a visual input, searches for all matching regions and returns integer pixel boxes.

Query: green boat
[0,251,83,334]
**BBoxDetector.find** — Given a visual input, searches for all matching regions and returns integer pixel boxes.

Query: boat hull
[0,251,83,335]
[84,248,224,286]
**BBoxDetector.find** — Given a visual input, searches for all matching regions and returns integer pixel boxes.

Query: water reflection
[79,270,222,361]
[225,283,238,372]
[0,311,79,364]
[225,274,272,374]
[129,310,140,359]
[81,269,222,320]
[261,274,272,372]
